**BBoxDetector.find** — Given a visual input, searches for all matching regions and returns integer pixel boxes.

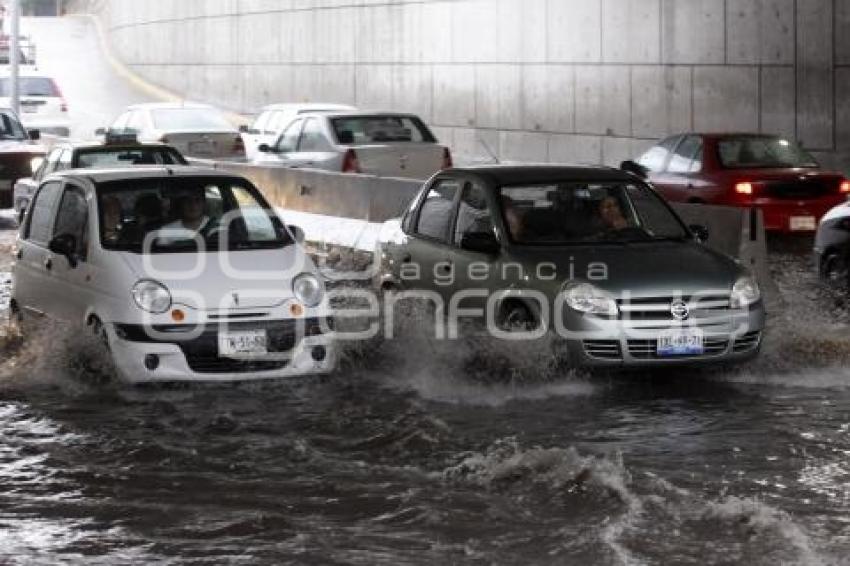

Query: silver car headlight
[730,275,761,309]
[132,280,172,314]
[564,282,619,316]
[292,273,324,307]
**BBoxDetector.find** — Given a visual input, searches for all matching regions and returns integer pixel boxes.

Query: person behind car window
[597,196,629,231]
[158,190,210,242]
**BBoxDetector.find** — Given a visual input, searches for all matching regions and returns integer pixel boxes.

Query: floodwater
[1,223,849,565]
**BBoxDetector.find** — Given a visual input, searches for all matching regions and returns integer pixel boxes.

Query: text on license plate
[218,330,267,357]
[790,216,816,231]
[657,329,704,356]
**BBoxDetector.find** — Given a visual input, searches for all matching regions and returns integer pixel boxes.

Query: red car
[624,133,849,232]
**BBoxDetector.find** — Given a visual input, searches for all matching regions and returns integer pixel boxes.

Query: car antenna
[477,135,500,164]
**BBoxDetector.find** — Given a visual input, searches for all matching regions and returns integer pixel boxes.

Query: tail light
[342,149,361,173]
[60,100,68,113]
[840,180,850,194]
[233,136,245,155]
[735,182,754,195]
[442,147,453,170]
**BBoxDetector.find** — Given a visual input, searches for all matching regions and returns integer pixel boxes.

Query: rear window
[151,108,233,131]
[718,136,819,169]
[331,115,436,145]
[76,147,187,168]
[0,77,61,97]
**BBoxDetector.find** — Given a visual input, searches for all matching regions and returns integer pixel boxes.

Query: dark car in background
[0,107,44,210]
[625,133,849,233]
[12,132,187,222]
[376,166,765,368]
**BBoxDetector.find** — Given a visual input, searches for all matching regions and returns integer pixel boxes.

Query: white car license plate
[218,329,267,357]
[790,216,816,231]
[21,105,38,114]
[657,328,704,356]
[188,141,213,155]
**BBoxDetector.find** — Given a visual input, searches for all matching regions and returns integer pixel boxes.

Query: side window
[53,186,89,260]
[637,136,680,172]
[298,119,331,152]
[275,119,303,153]
[667,136,702,173]
[25,181,63,246]
[415,179,459,242]
[454,181,494,246]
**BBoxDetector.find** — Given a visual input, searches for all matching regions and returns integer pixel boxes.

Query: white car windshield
[97,177,292,253]
[151,108,234,131]
[0,112,27,140]
[500,182,689,245]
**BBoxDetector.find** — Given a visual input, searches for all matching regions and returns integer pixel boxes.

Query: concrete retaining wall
[66,0,850,173]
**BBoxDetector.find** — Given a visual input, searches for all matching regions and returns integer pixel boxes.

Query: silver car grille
[733,331,762,352]
[617,294,732,322]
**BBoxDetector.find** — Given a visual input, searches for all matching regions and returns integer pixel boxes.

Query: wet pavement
[1,228,850,565]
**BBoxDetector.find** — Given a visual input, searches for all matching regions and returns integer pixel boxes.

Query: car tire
[822,251,850,290]
[497,301,537,332]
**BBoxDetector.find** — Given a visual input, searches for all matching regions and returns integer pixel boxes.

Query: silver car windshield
[500,182,689,245]
[97,177,292,253]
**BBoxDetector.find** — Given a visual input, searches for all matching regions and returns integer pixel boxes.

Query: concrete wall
[69,0,850,172]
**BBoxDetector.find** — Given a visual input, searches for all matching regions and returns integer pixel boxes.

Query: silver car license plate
[188,141,213,155]
[218,329,268,357]
[657,328,704,356]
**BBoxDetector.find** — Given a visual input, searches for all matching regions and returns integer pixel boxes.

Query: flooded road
[1,224,849,565]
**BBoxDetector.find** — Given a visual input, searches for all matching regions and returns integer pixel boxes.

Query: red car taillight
[840,180,850,194]
[735,182,754,195]
[442,147,453,170]
[233,136,245,155]
[60,100,68,113]
[342,149,361,173]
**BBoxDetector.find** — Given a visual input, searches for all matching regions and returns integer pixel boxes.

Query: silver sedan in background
[253,111,453,180]
[98,102,245,160]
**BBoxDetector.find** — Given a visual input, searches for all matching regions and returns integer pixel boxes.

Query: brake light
[735,182,754,195]
[60,100,68,113]
[840,180,850,194]
[233,136,245,155]
[342,149,360,173]
[442,147,453,170]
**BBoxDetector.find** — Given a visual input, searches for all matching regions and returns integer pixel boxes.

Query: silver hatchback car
[376,166,766,367]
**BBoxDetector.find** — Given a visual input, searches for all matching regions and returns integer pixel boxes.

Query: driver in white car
[157,189,211,243]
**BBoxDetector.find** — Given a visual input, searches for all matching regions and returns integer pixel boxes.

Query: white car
[11,167,336,383]
[0,69,70,137]
[99,103,245,160]
[241,103,356,160]
[253,111,453,180]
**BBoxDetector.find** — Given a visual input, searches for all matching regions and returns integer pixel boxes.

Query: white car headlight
[564,282,619,316]
[292,273,324,307]
[730,275,761,309]
[132,280,172,314]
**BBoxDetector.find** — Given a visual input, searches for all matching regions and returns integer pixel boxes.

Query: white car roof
[49,166,241,185]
